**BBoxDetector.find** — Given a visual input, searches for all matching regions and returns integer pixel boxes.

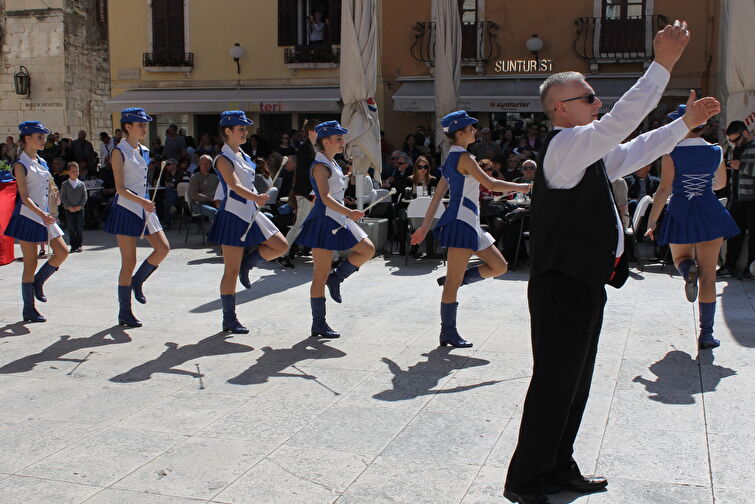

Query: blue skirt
[296,214,366,251]
[207,209,278,248]
[434,219,494,251]
[657,200,740,245]
[104,204,162,237]
[5,204,64,243]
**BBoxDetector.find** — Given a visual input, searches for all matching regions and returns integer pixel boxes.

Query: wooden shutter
[278,0,299,46]
[152,0,184,56]
[327,0,341,45]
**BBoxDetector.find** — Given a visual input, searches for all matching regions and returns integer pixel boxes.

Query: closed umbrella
[340,0,381,210]
[433,0,462,160]
[720,0,755,131]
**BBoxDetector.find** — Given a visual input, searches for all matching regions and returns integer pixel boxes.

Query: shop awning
[105,87,342,113]
[392,75,643,113]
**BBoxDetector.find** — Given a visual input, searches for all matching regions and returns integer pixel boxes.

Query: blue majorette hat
[18,121,50,136]
[219,110,254,127]
[315,120,349,139]
[121,107,153,123]
[441,110,478,134]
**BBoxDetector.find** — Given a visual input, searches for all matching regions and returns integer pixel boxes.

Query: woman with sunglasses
[411,111,531,348]
[645,105,739,349]
[397,155,438,257]
[5,121,69,323]
[208,111,289,334]
[296,121,375,338]
[104,108,170,327]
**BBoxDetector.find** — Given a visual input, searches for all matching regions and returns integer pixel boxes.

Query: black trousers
[506,269,606,494]
[725,200,755,270]
[65,210,84,249]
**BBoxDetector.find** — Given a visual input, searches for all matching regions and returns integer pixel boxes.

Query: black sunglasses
[416,164,429,169]
[728,132,744,145]
[559,93,597,106]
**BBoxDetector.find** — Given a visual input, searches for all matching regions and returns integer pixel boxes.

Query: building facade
[107,0,345,145]
[381,0,720,147]
[0,0,111,141]
[106,0,720,150]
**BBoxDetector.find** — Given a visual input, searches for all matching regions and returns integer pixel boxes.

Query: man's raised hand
[653,20,690,72]
[682,90,721,131]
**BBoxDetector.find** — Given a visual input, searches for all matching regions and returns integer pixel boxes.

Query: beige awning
[106,87,342,113]
[392,75,645,113]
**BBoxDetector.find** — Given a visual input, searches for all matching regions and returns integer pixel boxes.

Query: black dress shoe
[503,489,551,504]
[545,475,607,494]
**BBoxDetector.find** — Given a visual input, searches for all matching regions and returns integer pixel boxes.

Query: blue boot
[439,302,472,348]
[132,260,158,304]
[221,294,249,334]
[21,283,46,323]
[677,259,698,303]
[239,249,265,289]
[33,261,58,302]
[118,285,142,327]
[326,259,358,303]
[436,266,484,287]
[698,301,719,349]
[310,297,340,338]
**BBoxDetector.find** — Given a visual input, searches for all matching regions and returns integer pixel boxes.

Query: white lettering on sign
[494,59,553,73]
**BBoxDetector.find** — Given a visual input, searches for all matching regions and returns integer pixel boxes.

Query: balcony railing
[142,52,194,67]
[410,20,499,72]
[284,44,340,65]
[573,15,668,68]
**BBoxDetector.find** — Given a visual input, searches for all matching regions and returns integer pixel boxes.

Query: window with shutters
[144,0,193,68]
[279,0,341,66]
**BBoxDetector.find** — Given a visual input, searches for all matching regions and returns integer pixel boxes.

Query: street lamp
[13,66,30,98]
[526,34,544,67]
[229,43,246,75]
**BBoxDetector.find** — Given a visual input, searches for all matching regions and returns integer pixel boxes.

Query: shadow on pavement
[0,322,32,339]
[227,337,345,387]
[374,347,500,402]
[720,280,755,348]
[110,332,252,383]
[0,325,132,374]
[632,349,736,404]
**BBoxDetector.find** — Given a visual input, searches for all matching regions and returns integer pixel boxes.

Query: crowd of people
[1,108,751,277]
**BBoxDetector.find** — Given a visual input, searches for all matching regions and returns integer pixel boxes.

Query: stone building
[0,0,111,143]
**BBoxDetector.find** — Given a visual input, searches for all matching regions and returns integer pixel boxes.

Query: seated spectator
[402,134,423,161]
[189,154,220,223]
[1,136,19,163]
[405,155,437,198]
[388,152,413,195]
[254,157,274,194]
[501,154,522,181]
[274,133,297,157]
[150,137,165,161]
[155,158,182,225]
[514,160,537,184]
[472,128,502,160]
[625,163,661,216]
[479,159,503,200]
[196,133,215,157]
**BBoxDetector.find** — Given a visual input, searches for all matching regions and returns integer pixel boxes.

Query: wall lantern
[526,34,544,65]
[229,43,246,75]
[14,66,30,97]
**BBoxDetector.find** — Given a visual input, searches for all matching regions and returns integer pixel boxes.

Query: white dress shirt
[543,61,690,258]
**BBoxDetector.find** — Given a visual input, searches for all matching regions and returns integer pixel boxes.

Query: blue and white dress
[104,139,162,237]
[296,152,367,250]
[658,137,739,245]
[434,145,495,251]
[207,143,279,247]
[5,152,64,243]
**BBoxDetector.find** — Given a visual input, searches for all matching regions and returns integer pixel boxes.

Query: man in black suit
[503,21,721,504]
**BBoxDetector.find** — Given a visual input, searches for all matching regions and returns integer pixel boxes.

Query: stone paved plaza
[0,230,753,504]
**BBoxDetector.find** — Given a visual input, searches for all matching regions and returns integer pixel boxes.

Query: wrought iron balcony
[410,20,499,71]
[142,51,194,67]
[573,15,669,69]
[284,45,340,65]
